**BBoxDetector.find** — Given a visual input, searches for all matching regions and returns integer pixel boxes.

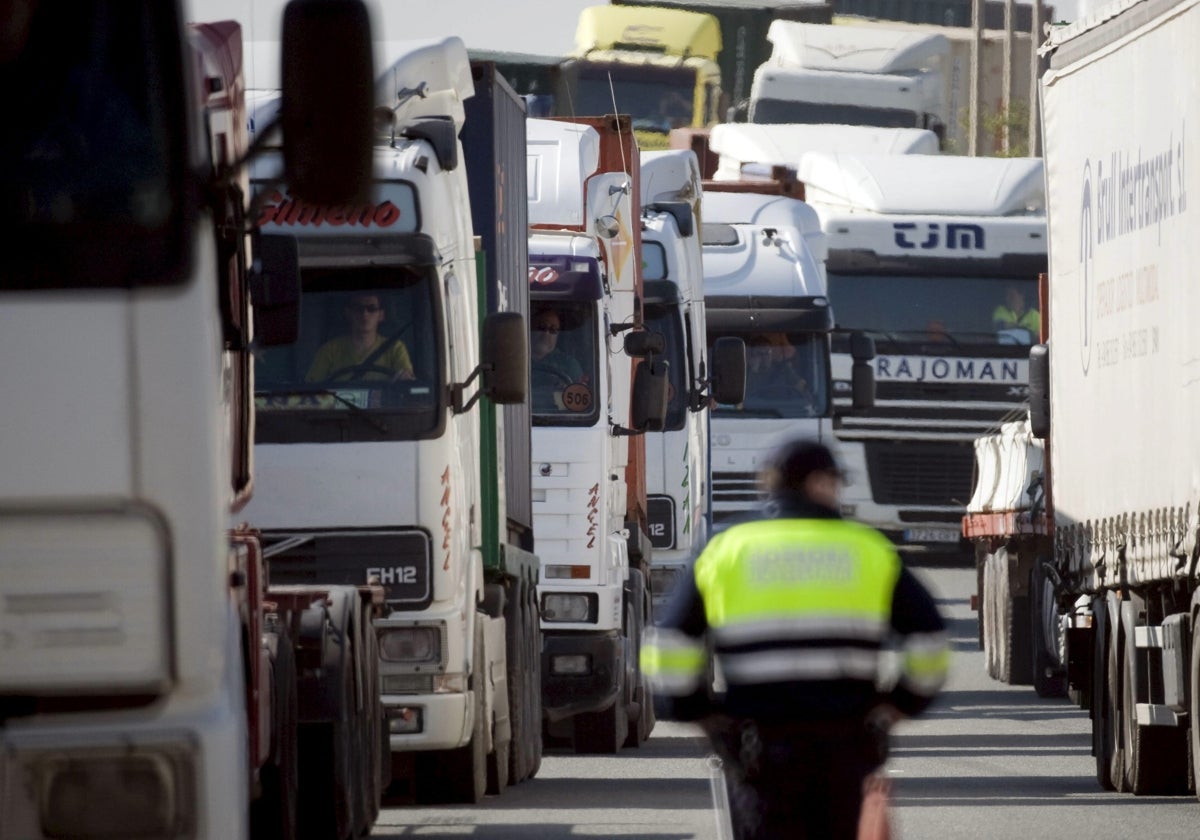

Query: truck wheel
[1122,612,1189,794]
[251,630,299,840]
[1093,597,1126,792]
[1030,561,1067,698]
[996,548,1032,684]
[435,633,488,803]
[574,696,627,754]
[525,580,543,779]
[1191,614,1200,803]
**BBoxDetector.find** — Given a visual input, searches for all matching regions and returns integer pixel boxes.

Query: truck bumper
[0,694,247,840]
[383,691,470,752]
[541,630,622,722]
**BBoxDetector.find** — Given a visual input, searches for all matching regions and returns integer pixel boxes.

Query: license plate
[903,528,961,544]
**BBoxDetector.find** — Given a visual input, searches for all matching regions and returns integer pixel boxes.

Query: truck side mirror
[710,336,746,405]
[281,0,374,206]
[850,331,876,411]
[624,330,666,358]
[1028,343,1050,438]
[249,234,301,347]
[482,312,528,404]
[631,359,669,432]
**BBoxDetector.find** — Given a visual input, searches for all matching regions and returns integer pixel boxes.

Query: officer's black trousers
[706,717,885,840]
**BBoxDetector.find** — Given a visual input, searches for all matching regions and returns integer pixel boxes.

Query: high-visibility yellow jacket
[992,304,1041,335]
[641,500,948,721]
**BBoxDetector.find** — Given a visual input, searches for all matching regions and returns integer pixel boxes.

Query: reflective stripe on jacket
[695,517,899,688]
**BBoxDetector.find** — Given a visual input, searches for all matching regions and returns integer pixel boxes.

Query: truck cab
[527,116,667,753]
[245,39,538,804]
[638,149,744,610]
[747,20,950,145]
[566,5,724,149]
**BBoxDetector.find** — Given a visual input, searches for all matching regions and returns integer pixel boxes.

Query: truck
[526,115,669,753]
[244,39,540,804]
[639,149,746,612]
[747,19,953,147]
[613,0,835,116]
[964,0,1200,797]
[700,172,876,527]
[565,5,725,150]
[0,4,386,839]
[797,151,1047,557]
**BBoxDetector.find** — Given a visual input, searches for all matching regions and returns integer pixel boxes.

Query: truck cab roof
[574,5,722,60]
[527,118,602,228]
[765,19,949,73]
[710,123,938,180]
[798,152,1045,216]
[375,37,475,130]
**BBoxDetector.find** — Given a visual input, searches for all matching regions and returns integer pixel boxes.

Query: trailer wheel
[985,547,1031,684]
[1030,560,1067,698]
[251,630,299,840]
[1190,615,1200,802]
[1092,595,1125,792]
[1121,609,1189,795]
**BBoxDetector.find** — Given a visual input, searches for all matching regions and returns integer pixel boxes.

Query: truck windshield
[710,331,828,419]
[254,267,443,443]
[644,303,688,432]
[752,99,921,129]
[0,0,188,289]
[827,273,1042,348]
[574,64,696,133]
[530,302,600,427]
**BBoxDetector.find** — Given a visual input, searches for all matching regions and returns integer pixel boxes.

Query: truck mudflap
[541,630,622,722]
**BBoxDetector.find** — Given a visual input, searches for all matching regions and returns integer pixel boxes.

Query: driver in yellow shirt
[306,293,414,382]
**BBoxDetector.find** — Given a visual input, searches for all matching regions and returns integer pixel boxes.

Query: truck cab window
[255,267,443,443]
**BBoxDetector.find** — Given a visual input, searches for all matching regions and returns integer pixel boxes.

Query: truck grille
[711,471,765,528]
[864,441,975,507]
[265,530,432,610]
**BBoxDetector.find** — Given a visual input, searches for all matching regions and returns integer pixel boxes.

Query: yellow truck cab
[567,5,723,149]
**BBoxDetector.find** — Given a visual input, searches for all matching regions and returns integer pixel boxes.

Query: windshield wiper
[255,388,391,435]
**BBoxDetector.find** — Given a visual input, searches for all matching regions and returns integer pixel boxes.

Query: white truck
[965,0,1200,797]
[709,121,939,182]
[0,5,386,839]
[639,149,746,612]
[747,19,952,146]
[527,115,669,753]
[700,174,875,527]
[796,151,1047,557]
[244,40,540,804]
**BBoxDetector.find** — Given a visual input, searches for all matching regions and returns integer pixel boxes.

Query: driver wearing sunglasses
[306,292,415,382]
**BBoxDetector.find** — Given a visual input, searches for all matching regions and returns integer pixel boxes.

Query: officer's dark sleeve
[639,561,712,721]
[886,566,949,717]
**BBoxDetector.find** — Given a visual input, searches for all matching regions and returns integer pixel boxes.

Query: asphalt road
[372,564,1200,839]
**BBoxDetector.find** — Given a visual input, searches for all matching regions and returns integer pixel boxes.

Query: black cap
[762,439,844,495]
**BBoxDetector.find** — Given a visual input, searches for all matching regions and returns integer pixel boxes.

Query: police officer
[641,439,948,840]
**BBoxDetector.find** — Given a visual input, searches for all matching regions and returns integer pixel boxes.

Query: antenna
[607,72,631,173]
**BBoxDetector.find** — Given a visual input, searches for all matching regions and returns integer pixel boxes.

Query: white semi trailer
[965,0,1200,797]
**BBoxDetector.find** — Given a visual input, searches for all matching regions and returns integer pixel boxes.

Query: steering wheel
[531,362,576,390]
[323,363,399,382]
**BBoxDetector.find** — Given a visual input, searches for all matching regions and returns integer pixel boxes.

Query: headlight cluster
[378,626,442,665]
[541,592,596,623]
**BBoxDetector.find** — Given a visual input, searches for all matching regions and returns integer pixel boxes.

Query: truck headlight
[541,593,596,623]
[36,746,195,839]
[378,626,442,664]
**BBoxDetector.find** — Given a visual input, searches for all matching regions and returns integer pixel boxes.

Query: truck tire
[624,569,651,749]
[525,578,543,780]
[251,629,299,840]
[429,628,488,804]
[1092,596,1125,792]
[504,576,541,784]
[1191,614,1200,803]
[1121,609,1189,795]
[574,696,627,753]
[986,547,1032,684]
[1030,560,1067,698]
